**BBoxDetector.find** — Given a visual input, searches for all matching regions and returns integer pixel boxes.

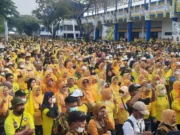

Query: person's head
[128,84,142,97]
[58,81,68,94]
[70,89,84,106]
[27,78,36,90]
[173,81,180,91]
[32,85,41,97]
[15,90,27,102]
[82,79,89,88]
[47,78,55,87]
[119,86,129,98]
[67,77,75,87]
[68,111,87,133]
[65,96,78,113]
[5,73,14,83]
[11,97,25,116]
[101,88,112,100]
[112,76,118,84]
[93,103,106,120]
[132,101,149,120]
[156,84,167,96]
[2,81,12,92]
[161,109,176,126]
[42,92,56,107]
[62,70,69,78]
[0,86,9,97]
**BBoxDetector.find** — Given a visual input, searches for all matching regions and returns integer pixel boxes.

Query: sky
[13,0,37,15]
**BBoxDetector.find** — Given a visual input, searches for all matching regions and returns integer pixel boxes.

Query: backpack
[125,119,134,129]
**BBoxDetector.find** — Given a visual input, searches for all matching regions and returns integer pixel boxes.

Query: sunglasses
[119,90,124,94]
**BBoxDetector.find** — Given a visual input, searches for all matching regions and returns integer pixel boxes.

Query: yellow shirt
[4,111,35,135]
[170,90,178,102]
[42,108,54,135]
[151,96,169,121]
[69,85,79,94]
[78,103,88,115]
[172,99,180,124]
[12,82,19,93]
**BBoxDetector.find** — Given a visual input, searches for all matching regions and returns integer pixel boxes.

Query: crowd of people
[0,37,180,135]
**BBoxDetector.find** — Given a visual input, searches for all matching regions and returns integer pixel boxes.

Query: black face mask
[16,109,24,115]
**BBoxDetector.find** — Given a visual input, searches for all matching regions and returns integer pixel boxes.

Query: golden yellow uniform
[4,111,35,135]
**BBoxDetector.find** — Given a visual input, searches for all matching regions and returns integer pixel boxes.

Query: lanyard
[136,122,142,134]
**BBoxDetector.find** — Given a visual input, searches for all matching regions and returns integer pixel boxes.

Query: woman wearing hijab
[110,76,120,98]
[67,77,78,94]
[156,109,177,135]
[42,92,58,135]
[170,81,180,102]
[116,86,131,134]
[151,84,170,134]
[88,103,115,135]
[55,81,68,113]
[0,86,12,134]
[106,68,115,84]
[32,85,43,135]
[172,91,180,130]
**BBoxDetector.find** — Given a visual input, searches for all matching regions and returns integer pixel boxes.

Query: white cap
[141,57,146,60]
[132,101,149,115]
[82,66,87,70]
[122,55,128,61]
[70,53,74,56]
[70,89,83,97]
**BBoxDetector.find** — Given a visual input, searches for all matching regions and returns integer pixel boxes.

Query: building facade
[39,19,81,39]
[82,0,180,42]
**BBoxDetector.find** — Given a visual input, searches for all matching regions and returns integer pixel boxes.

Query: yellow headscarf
[161,109,176,126]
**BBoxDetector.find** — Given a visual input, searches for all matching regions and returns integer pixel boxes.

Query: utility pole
[4,19,8,42]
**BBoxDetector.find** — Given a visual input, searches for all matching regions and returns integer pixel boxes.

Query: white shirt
[123,114,145,135]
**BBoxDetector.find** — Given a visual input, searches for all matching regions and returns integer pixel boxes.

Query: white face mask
[22,98,27,102]
[20,65,25,69]
[160,89,166,95]
[52,97,56,103]
[105,101,110,105]
[104,66,107,70]
[76,127,85,133]
[120,93,124,97]
[26,61,30,64]
[156,80,160,84]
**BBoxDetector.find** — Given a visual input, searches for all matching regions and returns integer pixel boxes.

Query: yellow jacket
[172,98,180,124]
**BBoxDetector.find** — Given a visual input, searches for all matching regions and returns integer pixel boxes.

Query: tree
[9,15,40,36]
[33,0,72,38]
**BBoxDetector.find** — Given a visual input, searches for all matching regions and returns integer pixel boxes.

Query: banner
[172,21,180,42]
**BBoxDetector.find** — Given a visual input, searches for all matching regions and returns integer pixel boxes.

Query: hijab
[161,109,176,126]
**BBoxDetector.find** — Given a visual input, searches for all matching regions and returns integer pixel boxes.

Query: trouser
[35,125,43,135]
[0,127,5,135]
[151,120,160,135]
[115,124,123,135]
[177,124,180,130]
[144,119,151,131]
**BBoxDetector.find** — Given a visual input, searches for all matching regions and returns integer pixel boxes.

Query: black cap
[68,111,87,125]
[128,84,142,92]
[15,90,26,97]
[65,96,78,104]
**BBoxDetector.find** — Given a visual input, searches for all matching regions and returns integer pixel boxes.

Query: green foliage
[0,17,4,33]
[0,0,19,19]
[9,15,40,36]
[33,0,72,38]
[106,26,114,41]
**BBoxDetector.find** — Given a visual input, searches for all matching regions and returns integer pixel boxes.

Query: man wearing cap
[126,84,155,115]
[123,101,152,135]
[4,97,35,135]
[66,111,88,135]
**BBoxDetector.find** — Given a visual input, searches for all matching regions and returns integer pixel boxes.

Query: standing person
[151,84,170,134]
[66,111,88,135]
[41,92,58,135]
[4,97,35,135]
[123,101,152,135]
[0,86,12,134]
[88,103,115,135]
[32,85,43,135]
[156,109,177,135]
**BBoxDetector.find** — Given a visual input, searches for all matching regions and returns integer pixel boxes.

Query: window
[165,32,172,36]
[64,25,73,31]
[75,26,79,31]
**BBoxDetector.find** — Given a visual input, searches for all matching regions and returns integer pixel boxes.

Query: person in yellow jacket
[151,84,170,134]
[116,86,130,135]
[110,76,120,98]
[32,85,43,135]
[171,92,180,130]
[170,81,180,102]
[0,86,13,134]
[67,77,79,94]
